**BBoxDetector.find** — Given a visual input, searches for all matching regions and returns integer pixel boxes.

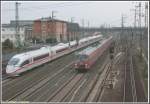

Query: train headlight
[85,64,88,68]
[75,64,78,68]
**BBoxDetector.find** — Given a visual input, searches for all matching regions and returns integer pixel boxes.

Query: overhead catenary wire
[2,2,92,22]
[2,2,91,12]
[2,2,147,27]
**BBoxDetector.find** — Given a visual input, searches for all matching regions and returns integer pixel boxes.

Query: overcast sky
[1,1,147,27]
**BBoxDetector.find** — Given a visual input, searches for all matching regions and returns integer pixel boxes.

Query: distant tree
[32,37,37,42]
[46,38,57,43]
[32,37,43,43]
[2,39,14,49]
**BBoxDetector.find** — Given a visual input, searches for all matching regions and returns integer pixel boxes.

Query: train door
[50,50,56,58]
[27,58,33,71]
[29,58,32,63]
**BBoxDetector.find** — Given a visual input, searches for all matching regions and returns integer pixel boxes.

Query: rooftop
[35,17,68,23]
[2,20,34,28]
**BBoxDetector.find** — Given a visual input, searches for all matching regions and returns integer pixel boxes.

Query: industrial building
[32,17,80,43]
[33,17,68,43]
[1,20,33,46]
[2,19,80,45]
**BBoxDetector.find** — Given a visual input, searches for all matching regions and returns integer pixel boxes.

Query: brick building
[33,17,68,43]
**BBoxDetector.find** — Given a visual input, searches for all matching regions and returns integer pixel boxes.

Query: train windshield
[8,58,20,65]
[77,54,88,61]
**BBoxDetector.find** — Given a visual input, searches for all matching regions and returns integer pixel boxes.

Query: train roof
[65,40,77,46]
[10,34,104,63]
[12,48,50,61]
[77,36,112,56]
[77,46,97,56]
[11,41,73,61]
[79,35,103,43]
[51,43,68,50]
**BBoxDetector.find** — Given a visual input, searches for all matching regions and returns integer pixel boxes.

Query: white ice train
[6,35,103,76]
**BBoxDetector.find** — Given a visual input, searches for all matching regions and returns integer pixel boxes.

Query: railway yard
[1,31,148,103]
[1,1,149,103]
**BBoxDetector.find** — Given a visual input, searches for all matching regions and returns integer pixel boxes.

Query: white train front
[6,35,103,76]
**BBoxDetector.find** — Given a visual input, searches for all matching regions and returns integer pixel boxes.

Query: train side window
[33,53,49,61]
[20,60,29,67]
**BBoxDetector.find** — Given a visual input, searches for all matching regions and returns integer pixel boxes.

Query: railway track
[89,62,111,102]
[41,50,109,102]
[33,70,77,102]
[2,37,100,79]
[2,52,76,101]
[2,50,74,85]
[2,74,9,81]
[32,51,109,102]
[2,40,98,82]
[2,40,101,101]
[123,47,137,102]
[2,40,111,102]
[49,73,85,102]
[10,62,75,101]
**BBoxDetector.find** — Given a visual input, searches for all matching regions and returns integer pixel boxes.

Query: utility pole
[71,17,77,42]
[87,21,89,36]
[138,3,142,29]
[87,21,90,28]
[51,11,57,43]
[15,2,21,48]
[41,17,47,43]
[82,19,85,38]
[52,11,57,19]
[69,17,74,47]
[121,14,124,42]
[120,14,126,51]
[71,17,74,23]
[137,2,142,58]
[131,7,138,28]
[131,4,138,43]
[121,15,123,44]
[71,17,74,41]
[145,2,148,28]
[134,8,137,28]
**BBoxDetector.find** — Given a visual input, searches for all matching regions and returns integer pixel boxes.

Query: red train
[74,36,113,71]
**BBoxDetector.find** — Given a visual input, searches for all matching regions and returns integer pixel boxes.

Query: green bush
[32,37,43,43]
[2,39,14,49]
[46,38,57,43]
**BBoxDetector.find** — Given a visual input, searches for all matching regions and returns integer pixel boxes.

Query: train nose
[6,65,16,74]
